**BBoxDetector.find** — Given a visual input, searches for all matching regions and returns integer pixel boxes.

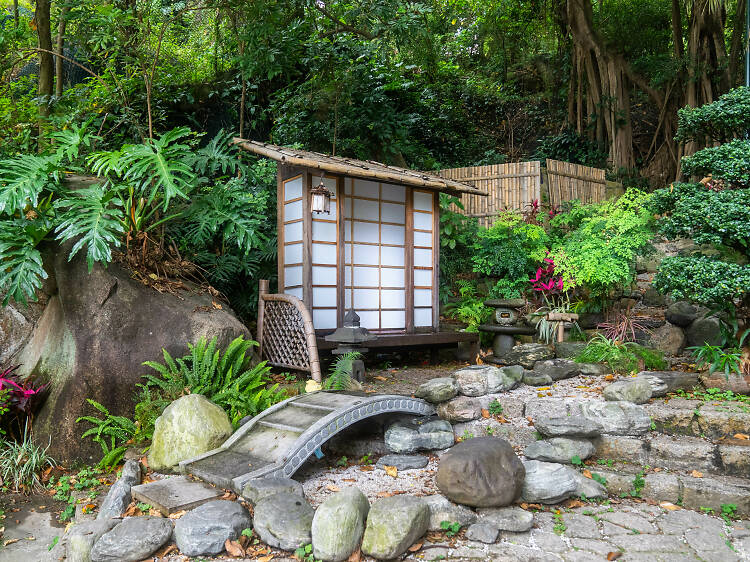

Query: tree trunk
[671,0,684,59]
[36,0,54,123]
[729,0,747,86]
[13,0,19,28]
[56,4,69,98]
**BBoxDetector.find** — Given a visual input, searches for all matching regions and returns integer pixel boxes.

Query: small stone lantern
[324,309,376,382]
[479,298,536,363]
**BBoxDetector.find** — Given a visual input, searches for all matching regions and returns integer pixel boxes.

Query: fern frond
[0,221,48,305]
[0,154,57,214]
[189,129,239,176]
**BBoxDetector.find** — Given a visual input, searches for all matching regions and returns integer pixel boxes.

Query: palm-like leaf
[190,129,239,176]
[0,154,57,214]
[119,127,196,209]
[54,183,127,271]
[48,121,100,164]
[0,222,48,305]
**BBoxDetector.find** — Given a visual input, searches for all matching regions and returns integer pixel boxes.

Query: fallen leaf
[606,552,622,560]
[257,555,274,562]
[565,499,584,509]
[582,469,592,479]
[122,503,138,517]
[342,478,356,482]
[526,416,533,423]
[659,501,681,511]
[225,538,245,557]
[481,409,490,419]
[604,374,615,381]
[408,542,423,552]
[384,466,398,478]
[653,467,662,472]
[734,433,749,440]
[81,503,96,514]
[376,491,393,498]
[346,548,362,562]
[374,376,388,382]
[154,543,178,557]
[3,539,19,546]
[168,510,187,519]
[326,484,340,492]
[212,301,223,309]
[359,465,374,472]
[148,508,163,517]
[690,470,703,478]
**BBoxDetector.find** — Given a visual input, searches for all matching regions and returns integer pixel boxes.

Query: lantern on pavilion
[310,178,332,214]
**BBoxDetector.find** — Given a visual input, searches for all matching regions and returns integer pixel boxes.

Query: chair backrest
[256,280,322,382]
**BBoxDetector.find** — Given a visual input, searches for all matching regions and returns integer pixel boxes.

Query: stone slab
[131,476,223,516]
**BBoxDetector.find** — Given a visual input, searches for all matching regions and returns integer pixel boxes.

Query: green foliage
[444,281,491,332]
[323,351,362,391]
[681,140,750,187]
[440,521,461,537]
[721,503,738,524]
[142,336,286,427]
[689,341,746,379]
[0,423,55,492]
[439,194,479,298]
[76,399,138,469]
[676,87,750,144]
[487,399,503,416]
[575,334,665,374]
[552,511,566,535]
[571,455,583,466]
[534,129,607,168]
[294,543,317,562]
[472,212,549,298]
[592,473,607,486]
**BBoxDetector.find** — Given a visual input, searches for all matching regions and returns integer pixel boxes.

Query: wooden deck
[316,330,478,351]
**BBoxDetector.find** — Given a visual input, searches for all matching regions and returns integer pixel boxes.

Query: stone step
[644,398,750,440]
[589,465,750,517]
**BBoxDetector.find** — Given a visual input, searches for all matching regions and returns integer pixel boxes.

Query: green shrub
[444,281,491,332]
[0,423,55,492]
[681,140,750,187]
[76,399,139,469]
[675,87,750,144]
[575,334,665,374]
[323,351,362,391]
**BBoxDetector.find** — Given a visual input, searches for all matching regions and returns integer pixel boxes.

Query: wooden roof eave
[232,138,486,196]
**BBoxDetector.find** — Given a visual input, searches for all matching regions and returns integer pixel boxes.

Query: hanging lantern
[310,178,332,214]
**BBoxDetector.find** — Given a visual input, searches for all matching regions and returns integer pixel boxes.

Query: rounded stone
[253,492,314,551]
[603,378,653,404]
[520,460,578,504]
[414,378,459,403]
[375,454,429,471]
[174,500,252,556]
[436,396,482,423]
[90,517,173,562]
[524,437,595,464]
[312,488,370,561]
[436,437,525,507]
[361,496,429,560]
[147,394,232,471]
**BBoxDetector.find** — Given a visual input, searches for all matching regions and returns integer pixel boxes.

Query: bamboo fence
[545,158,606,207]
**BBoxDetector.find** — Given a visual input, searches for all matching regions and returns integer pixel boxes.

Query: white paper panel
[353,221,379,242]
[344,219,352,241]
[414,307,433,327]
[382,224,405,245]
[354,198,379,221]
[381,267,405,288]
[312,220,336,242]
[286,286,303,299]
[381,310,406,329]
[381,245,405,267]
[345,268,351,285]
[357,310,380,330]
[414,211,433,230]
[381,202,405,224]
[345,290,352,308]
[414,230,432,247]
[354,288,380,308]
[284,243,302,264]
[313,287,337,307]
[311,176,337,197]
[381,183,405,202]
[313,308,337,330]
[344,244,351,262]
[353,266,377,286]
[284,177,302,200]
[414,248,432,267]
[414,288,432,307]
[414,268,433,287]
[353,244,379,265]
[345,179,353,195]
[381,289,405,309]
[284,200,303,221]
[353,179,379,197]
[312,243,337,265]
[284,265,302,286]
[284,221,303,241]
[413,191,433,211]
[312,266,337,285]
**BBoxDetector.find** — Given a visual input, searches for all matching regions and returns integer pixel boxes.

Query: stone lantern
[479,298,536,364]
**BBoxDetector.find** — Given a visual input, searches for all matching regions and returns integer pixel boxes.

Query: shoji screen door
[309,175,339,330]
[343,179,407,332]
[411,189,437,329]
[281,174,304,301]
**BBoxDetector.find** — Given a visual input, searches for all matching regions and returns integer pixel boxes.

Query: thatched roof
[232,138,486,196]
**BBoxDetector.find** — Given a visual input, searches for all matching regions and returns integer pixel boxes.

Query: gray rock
[665,301,703,327]
[642,286,667,307]
[465,522,499,544]
[636,374,669,397]
[554,342,586,359]
[174,500,252,556]
[312,488,369,562]
[361,496,429,560]
[414,378,458,403]
[636,370,699,394]
[242,477,304,506]
[523,372,553,386]
[580,401,651,435]
[253,492,314,551]
[475,506,534,532]
[521,460,578,504]
[578,363,609,376]
[66,519,120,562]
[96,480,131,520]
[376,454,429,471]
[648,322,685,356]
[524,437,595,464]
[436,396,482,423]
[436,437,525,508]
[454,366,489,396]
[534,416,603,438]
[119,460,141,487]
[90,517,173,562]
[686,316,723,347]
[603,378,653,404]
[384,421,454,454]
[419,420,453,433]
[423,494,478,531]
[500,344,554,369]
[148,394,233,471]
[486,366,523,393]
[533,358,581,381]
[572,472,607,499]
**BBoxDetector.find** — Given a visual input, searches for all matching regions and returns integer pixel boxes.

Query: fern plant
[76,399,139,469]
[323,351,363,390]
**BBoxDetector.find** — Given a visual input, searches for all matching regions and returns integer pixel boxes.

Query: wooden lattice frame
[257,280,322,382]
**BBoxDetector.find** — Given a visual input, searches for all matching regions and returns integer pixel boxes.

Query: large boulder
[436,396,482,423]
[384,419,454,454]
[686,316,723,347]
[414,378,458,403]
[499,344,553,369]
[148,394,233,471]
[14,249,250,464]
[253,493,314,551]
[436,437,525,507]
[665,301,703,327]
[90,517,173,562]
[636,371,699,395]
[361,496,429,560]
[524,437,595,464]
[648,322,686,356]
[174,500,252,557]
[312,488,370,562]
[532,358,581,381]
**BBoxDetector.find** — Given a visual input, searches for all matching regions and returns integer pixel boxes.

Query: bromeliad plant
[0,365,48,437]
[528,254,579,344]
